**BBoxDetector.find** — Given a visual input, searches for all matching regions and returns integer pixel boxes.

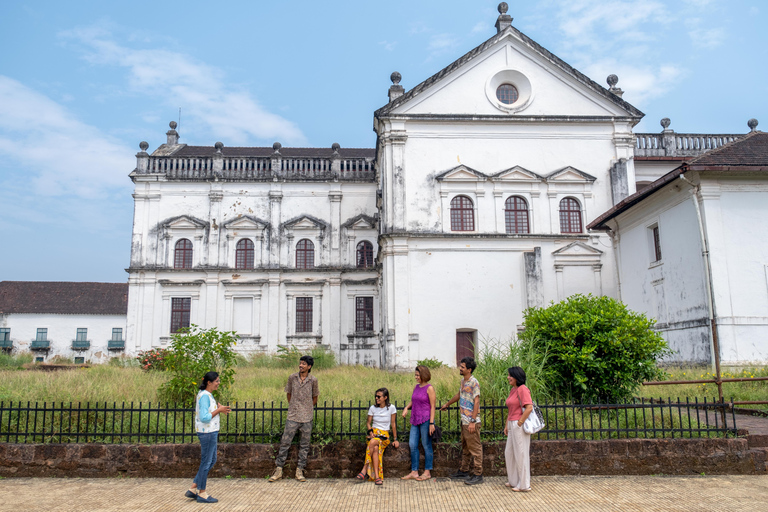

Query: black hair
[300,355,314,373]
[460,356,477,373]
[507,366,527,386]
[199,371,219,391]
[375,387,390,408]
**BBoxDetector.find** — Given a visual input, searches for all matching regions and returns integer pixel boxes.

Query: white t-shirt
[368,404,397,430]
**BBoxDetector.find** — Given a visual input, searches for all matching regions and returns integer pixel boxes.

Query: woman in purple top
[400,365,436,481]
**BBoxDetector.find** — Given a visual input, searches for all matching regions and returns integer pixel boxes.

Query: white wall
[1,313,127,362]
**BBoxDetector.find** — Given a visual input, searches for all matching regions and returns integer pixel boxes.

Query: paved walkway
[2,475,767,511]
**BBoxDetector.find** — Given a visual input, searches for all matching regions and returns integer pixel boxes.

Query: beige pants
[504,421,531,490]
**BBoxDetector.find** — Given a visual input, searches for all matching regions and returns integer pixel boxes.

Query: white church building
[101,5,766,368]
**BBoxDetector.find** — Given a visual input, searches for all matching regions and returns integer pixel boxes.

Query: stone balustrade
[137,154,375,181]
[634,132,742,158]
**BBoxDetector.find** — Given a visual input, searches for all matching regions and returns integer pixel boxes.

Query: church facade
[125,5,758,368]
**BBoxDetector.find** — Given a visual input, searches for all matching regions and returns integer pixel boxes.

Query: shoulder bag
[517,387,545,434]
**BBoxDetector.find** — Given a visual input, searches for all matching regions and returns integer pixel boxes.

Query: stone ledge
[0,438,763,478]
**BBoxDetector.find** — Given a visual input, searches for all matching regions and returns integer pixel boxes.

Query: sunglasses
[375,395,384,399]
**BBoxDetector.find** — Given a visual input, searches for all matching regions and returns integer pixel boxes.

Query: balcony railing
[71,340,91,351]
[108,339,125,351]
[135,154,375,182]
[634,133,742,158]
[0,339,12,350]
[30,340,50,351]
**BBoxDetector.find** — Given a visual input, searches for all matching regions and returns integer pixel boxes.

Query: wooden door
[456,331,475,366]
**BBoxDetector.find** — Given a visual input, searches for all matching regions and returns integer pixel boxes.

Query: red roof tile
[0,282,128,315]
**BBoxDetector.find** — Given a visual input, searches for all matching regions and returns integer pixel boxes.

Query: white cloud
[428,34,460,52]
[378,40,397,51]
[59,24,306,146]
[581,59,685,105]
[0,75,132,198]
[471,22,487,35]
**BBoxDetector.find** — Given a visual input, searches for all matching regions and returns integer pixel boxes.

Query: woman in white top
[355,387,399,485]
[185,371,230,503]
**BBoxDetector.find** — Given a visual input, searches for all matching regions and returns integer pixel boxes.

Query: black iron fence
[0,398,736,445]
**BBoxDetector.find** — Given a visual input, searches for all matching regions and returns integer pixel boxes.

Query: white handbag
[517,387,545,434]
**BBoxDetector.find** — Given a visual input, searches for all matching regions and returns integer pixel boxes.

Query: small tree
[159,325,238,405]
[519,294,671,403]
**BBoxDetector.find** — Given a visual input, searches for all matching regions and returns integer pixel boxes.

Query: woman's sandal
[511,487,531,492]
[415,474,431,481]
[375,478,384,486]
[355,472,368,481]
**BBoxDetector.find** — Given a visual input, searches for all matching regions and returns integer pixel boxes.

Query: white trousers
[504,420,531,490]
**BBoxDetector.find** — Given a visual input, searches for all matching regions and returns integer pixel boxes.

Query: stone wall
[1,438,765,478]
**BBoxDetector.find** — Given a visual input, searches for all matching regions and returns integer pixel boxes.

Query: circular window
[496,84,519,104]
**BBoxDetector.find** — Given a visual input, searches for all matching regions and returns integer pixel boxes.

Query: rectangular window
[74,357,85,365]
[76,328,88,342]
[355,297,374,332]
[36,328,48,341]
[0,328,9,341]
[111,328,123,341]
[171,298,191,333]
[295,297,313,333]
[35,356,44,363]
[652,225,662,262]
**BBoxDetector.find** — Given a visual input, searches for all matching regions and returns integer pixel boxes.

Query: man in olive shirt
[268,355,319,482]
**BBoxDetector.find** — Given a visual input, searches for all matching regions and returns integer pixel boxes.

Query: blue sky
[1,0,766,283]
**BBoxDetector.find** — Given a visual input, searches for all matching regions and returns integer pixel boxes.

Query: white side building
[0,281,128,363]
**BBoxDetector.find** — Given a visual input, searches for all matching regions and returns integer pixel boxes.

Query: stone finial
[495,2,513,33]
[660,118,671,130]
[139,141,149,152]
[748,118,759,132]
[166,121,179,145]
[214,141,224,154]
[606,74,623,98]
[332,142,341,155]
[272,142,282,154]
[388,72,405,103]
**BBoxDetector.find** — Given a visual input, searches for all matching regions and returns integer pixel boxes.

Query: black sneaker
[449,470,470,480]
[464,475,484,485]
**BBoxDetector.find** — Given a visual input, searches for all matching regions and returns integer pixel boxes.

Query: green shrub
[159,326,239,405]
[474,334,554,404]
[0,351,33,369]
[519,294,671,403]
[136,348,169,371]
[416,358,446,369]
[108,355,140,368]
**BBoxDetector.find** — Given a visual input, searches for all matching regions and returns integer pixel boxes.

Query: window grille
[559,197,583,234]
[174,239,193,269]
[355,297,374,332]
[75,328,87,342]
[450,195,475,231]
[295,297,313,333]
[356,241,374,268]
[296,239,315,269]
[170,298,191,333]
[652,225,662,262]
[504,196,530,234]
[235,239,255,269]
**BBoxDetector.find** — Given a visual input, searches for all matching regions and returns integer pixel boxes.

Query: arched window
[356,241,374,268]
[504,196,530,234]
[235,239,255,269]
[450,195,475,231]
[559,197,583,234]
[174,239,193,269]
[296,239,315,269]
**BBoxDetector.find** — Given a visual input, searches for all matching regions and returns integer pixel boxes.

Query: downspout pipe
[678,173,724,405]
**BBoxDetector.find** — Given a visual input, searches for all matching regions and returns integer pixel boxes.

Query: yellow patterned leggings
[364,428,391,480]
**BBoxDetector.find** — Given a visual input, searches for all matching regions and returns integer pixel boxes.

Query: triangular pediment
[552,241,603,257]
[546,167,597,182]
[282,215,327,231]
[162,215,208,230]
[435,165,488,182]
[492,166,544,181]
[342,214,377,230]
[375,26,642,119]
[223,215,268,230]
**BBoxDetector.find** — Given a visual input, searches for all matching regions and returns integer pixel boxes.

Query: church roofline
[375,24,644,119]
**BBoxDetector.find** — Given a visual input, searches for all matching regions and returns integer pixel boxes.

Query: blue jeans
[193,432,218,491]
[409,421,433,471]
